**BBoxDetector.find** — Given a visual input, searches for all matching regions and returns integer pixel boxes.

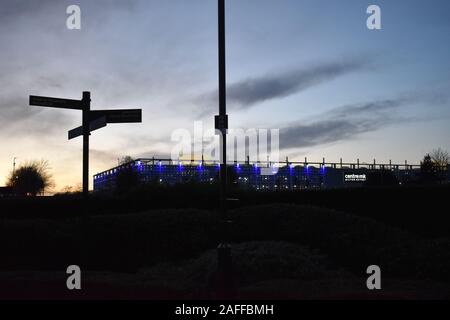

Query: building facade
[93,158,425,192]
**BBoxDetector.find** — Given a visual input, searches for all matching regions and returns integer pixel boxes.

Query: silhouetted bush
[365,170,398,186]
[115,166,141,195]
[420,154,439,184]
[6,160,54,196]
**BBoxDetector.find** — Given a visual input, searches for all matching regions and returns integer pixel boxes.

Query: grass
[2,184,450,238]
[2,202,450,299]
[1,203,449,282]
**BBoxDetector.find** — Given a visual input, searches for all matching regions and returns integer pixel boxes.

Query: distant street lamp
[13,157,18,177]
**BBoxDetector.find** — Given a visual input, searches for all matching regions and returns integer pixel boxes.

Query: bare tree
[59,183,82,194]
[119,155,134,165]
[429,148,449,184]
[60,185,74,194]
[7,159,54,196]
[430,148,449,168]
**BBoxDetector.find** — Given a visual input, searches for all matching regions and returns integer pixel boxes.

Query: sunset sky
[1,0,450,191]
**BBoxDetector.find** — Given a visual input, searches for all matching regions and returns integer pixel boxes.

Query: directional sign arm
[89,109,142,123]
[68,116,107,140]
[68,108,142,140]
[29,95,84,110]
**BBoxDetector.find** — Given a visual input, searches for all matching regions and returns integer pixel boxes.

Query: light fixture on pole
[13,157,17,178]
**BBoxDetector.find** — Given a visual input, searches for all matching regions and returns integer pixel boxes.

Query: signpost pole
[82,91,91,201]
[81,92,90,267]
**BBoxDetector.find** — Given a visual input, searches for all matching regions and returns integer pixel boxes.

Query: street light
[13,157,18,177]
[215,0,234,298]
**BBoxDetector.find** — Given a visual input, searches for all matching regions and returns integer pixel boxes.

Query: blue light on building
[93,158,425,193]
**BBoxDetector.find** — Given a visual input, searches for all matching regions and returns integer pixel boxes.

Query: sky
[1,0,450,191]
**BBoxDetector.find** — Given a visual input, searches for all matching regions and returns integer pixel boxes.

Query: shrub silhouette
[420,154,439,184]
[6,160,53,196]
[115,166,140,195]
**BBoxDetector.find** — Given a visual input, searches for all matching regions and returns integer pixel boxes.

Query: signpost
[90,109,142,123]
[30,95,84,110]
[29,91,142,200]
[68,116,107,140]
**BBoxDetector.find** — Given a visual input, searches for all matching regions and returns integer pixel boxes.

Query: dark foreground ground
[1,185,450,299]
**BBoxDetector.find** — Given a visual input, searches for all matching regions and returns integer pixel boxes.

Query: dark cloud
[196,57,371,111]
[327,99,405,118]
[279,99,408,150]
[90,148,119,164]
[0,0,138,21]
[0,0,58,20]
[0,91,75,136]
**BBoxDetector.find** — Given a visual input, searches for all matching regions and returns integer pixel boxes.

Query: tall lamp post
[217,0,228,223]
[13,157,17,177]
[215,0,233,296]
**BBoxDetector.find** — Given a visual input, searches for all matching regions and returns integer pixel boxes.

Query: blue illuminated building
[93,158,425,192]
